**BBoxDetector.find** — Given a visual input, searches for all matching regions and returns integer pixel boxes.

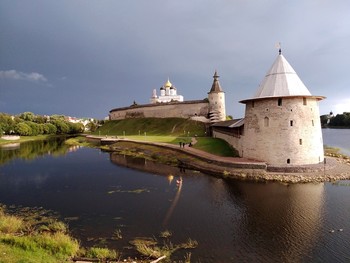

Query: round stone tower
[208,71,226,122]
[240,50,325,165]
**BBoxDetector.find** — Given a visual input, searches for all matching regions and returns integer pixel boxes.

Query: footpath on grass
[86,135,350,184]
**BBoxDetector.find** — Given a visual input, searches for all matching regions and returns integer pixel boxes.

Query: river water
[0,130,349,262]
[323,128,350,156]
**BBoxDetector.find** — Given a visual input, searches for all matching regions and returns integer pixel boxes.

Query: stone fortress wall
[109,100,209,120]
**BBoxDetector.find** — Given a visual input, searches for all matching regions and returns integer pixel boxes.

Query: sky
[1,0,349,119]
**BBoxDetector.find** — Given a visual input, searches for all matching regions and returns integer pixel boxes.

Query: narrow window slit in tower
[303,97,307,105]
[278,98,282,106]
[290,120,293,126]
[264,117,269,127]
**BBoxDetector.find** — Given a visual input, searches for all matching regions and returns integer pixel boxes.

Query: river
[0,129,349,262]
[323,128,350,156]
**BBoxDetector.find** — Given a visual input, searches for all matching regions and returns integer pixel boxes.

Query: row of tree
[0,112,98,136]
[321,112,350,127]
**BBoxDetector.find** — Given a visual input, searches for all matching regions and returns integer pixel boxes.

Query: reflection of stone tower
[236,182,324,262]
[208,71,226,122]
[240,50,325,165]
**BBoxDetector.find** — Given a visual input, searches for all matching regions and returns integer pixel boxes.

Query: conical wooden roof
[253,53,311,98]
[209,70,223,93]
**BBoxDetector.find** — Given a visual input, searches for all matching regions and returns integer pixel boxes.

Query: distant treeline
[321,112,350,128]
[0,112,98,136]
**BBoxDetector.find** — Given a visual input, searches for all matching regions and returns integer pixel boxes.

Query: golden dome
[164,78,172,88]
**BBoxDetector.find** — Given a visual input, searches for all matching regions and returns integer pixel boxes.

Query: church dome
[164,78,172,88]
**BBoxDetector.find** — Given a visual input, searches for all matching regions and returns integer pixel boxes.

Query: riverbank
[99,137,350,184]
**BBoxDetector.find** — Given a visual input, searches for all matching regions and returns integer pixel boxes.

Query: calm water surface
[0,131,350,262]
[323,128,350,156]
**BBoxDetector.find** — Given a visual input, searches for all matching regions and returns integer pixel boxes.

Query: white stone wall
[212,130,243,154]
[109,101,209,120]
[242,97,324,165]
[208,92,226,121]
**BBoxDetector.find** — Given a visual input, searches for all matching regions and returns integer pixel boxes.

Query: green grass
[0,206,79,262]
[95,118,240,157]
[94,118,207,137]
[111,135,237,157]
[194,137,239,157]
[0,205,119,263]
[125,135,192,144]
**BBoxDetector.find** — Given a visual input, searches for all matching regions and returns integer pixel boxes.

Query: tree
[0,113,16,134]
[20,112,35,122]
[44,123,57,134]
[68,122,84,134]
[86,121,98,132]
[15,122,32,136]
[52,120,70,134]
[329,114,345,127]
[25,121,41,135]
[320,115,329,127]
[35,115,48,124]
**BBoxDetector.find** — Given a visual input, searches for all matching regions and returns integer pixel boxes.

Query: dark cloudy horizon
[1,1,349,119]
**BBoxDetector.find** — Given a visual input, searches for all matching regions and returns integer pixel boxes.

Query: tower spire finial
[276,42,282,55]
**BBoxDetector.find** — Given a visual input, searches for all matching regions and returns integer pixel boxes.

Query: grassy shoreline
[0,204,197,263]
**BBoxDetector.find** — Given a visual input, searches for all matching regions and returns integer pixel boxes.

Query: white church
[150,78,184,104]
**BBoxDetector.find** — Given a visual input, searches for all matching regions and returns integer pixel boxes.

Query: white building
[150,78,184,104]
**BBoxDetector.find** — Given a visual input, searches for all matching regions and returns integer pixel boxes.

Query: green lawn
[193,137,239,157]
[122,135,238,157]
[94,118,207,137]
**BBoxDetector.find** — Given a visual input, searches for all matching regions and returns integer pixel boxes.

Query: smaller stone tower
[208,71,226,122]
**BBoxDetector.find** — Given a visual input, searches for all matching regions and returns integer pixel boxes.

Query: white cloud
[0,70,47,82]
[332,98,350,115]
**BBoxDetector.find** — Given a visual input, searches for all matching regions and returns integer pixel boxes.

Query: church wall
[242,97,324,165]
[109,101,209,120]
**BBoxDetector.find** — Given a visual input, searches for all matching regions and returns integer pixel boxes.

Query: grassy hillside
[95,118,207,137]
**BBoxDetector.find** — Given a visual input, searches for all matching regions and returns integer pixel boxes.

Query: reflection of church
[150,78,184,103]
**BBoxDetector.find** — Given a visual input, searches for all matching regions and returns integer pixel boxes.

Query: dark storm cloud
[0,0,349,118]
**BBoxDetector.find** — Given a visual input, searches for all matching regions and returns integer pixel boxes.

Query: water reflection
[163,177,183,227]
[229,181,325,262]
[1,144,348,262]
[0,137,76,165]
[109,152,187,178]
